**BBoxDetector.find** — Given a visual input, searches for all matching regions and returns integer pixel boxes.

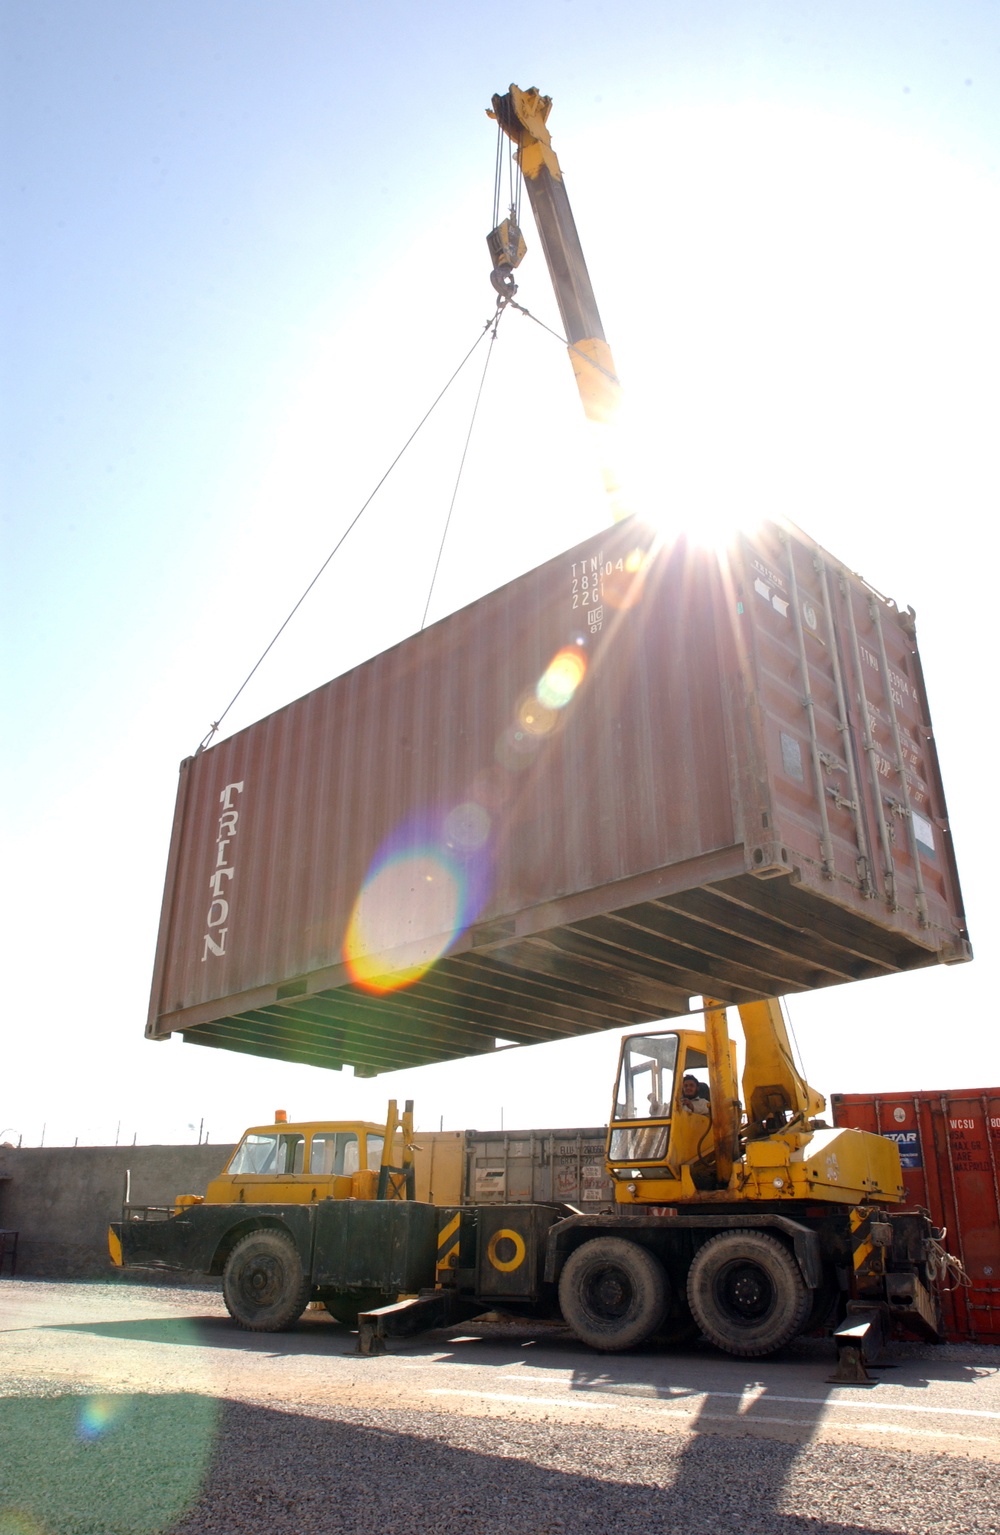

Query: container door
[738,525,966,955]
[924,1093,1000,1342]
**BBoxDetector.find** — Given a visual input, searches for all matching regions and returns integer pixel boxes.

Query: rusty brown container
[147,516,969,1075]
[831,1089,1000,1341]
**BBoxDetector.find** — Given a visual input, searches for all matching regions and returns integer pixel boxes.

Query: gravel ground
[3,1389,997,1535]
[171,1398,999,1535]
[3,1282,998,1535]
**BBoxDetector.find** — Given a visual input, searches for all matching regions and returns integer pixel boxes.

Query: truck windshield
[228,1132,304,1175]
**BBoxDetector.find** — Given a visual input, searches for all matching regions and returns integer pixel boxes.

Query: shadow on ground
[3,1390,998,1535]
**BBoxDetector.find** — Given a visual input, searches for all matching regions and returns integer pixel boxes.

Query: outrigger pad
[356,1291,487,1356]
[827,1307,886,1386]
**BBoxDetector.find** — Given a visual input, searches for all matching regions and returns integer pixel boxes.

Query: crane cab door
[606,1029,720,1181]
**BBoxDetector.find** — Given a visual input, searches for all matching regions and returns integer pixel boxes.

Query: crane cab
[607,1028,731,1197]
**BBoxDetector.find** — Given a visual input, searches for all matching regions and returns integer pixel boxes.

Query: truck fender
[210,1213,311,1277]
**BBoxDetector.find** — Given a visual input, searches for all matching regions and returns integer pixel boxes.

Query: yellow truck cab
[205,1115,390,1205]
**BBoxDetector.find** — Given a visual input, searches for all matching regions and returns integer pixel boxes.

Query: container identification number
[570,552,617,634]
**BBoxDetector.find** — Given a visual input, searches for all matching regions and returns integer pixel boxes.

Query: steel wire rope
[492,118,504,227]
[508,298,620,386]
[420,303,506,631]
[196,313,500,753]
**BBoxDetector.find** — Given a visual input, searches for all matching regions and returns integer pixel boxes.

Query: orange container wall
[832,1089,1000,1341]
[147,516,970,1076]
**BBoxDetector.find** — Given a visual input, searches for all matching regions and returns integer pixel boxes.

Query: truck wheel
[222,1230,311,1331]
[323,1290,394,1326]
[558,1237,668,1351]
[687,1231,810,1357]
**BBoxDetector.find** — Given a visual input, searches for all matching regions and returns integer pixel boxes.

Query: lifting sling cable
[196,312,500,754]
[420,303,505,631]
[508,296,620,387]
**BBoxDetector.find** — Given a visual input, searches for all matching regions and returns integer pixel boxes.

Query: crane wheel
[686,1230,811,1357]
[222,1229,312,1331]
[558,1236,668,1351]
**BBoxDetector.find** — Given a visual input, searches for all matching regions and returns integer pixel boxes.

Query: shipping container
[148,516,969,1074]
[463,1127,615,1208]
[831,1089,1000,1341]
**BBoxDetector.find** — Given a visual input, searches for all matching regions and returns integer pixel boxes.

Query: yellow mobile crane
[112,1001,954,1378]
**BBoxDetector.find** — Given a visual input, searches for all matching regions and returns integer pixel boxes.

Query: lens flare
[0,1511,47,1535]
[77,1395,129,1442]
[443,801,492,851]
[536,648,587,710]
[2,1392,218,1535]
[344,852,464,993]
[344,808,494,994]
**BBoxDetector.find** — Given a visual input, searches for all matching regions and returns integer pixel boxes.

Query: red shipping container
[147,516,969,1076]
[831,1090,1000,1341]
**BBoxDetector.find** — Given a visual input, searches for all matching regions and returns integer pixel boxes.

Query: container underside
[178,872,968,1075]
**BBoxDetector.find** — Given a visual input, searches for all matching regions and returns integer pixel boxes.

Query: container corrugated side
[463,1127,614,1207]
[832,1089,1000,1341]
[147,516,969,1075]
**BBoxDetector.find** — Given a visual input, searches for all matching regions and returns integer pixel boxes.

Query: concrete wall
[0,1144,236,1278]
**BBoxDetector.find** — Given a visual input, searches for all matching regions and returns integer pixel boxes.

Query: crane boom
[489,85,626,519]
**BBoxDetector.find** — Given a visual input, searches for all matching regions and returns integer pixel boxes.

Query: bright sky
[4,2,999,1150]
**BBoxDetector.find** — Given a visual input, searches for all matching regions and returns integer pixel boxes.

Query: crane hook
[490,265,518,299]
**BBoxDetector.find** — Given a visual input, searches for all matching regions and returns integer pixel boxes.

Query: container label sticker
[581,1164,608,1201]
[753,577,789,618]
[748,555,790,618]
[780,731,804,783]
[474,1168,505,1195]
[912,811,936,854]
[884,1129,922,1168]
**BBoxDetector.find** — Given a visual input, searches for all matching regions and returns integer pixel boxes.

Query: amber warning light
[274,1109,288,1123]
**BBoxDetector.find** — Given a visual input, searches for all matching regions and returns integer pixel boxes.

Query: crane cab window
[227,1132,305,1176]
[309,1132,360,1176]
[609,1033,678,1162]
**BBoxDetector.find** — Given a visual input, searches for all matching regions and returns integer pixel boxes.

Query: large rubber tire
[686,1230,811,1357]
[222,1229,312,1332]
[323,1289,394,1327]
[558,1237,668,1351]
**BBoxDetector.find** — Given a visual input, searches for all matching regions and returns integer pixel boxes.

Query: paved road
[2,1280,999,1534]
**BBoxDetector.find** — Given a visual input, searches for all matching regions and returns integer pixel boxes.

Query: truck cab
[206,1119,389,1205]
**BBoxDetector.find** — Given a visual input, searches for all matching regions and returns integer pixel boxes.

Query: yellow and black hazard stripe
[849,1206,886,1287]
[436,1211,461,1278]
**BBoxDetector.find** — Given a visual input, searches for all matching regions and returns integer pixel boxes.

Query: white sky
[3,1,999,1149]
